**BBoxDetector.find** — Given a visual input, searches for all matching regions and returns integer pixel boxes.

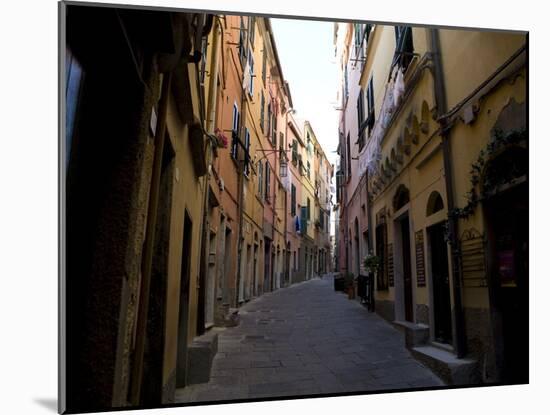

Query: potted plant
[344,272,356,299]
[363,251,381,275]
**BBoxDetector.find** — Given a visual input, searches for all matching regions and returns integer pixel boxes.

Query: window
[271,112,277,146]
[232,102,240,132]
[394,26,414,72]
[260,92,265,132]
[336,169,342,202]
[354,23,362,57]
[258,161,263,196]
[344,63,349,100]
[306,161,310,179]
[264,161,271,202]
[346,132,351,177]
[357,88,365,150]
[300,207,308,233]
[200,36,208,84]
[261,44,267,84]
[293,251,297,271]
[291,184,296,216]
[306,134,312,156]
[267,102,272,138]
[247,48,254,96]
[307,198,311,220]
[244,128,250,177]
[376,223,388,290]
[231,102,240,159]
[366,77,375,135]
[291,139,298,164]
[365,24,372,44]
[279,132,285,151]
[319,209,324,230]
[238,17,247,66]
[426,191,444,216]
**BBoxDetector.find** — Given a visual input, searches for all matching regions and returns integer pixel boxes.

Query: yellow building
[297,121,317,280]
[64,5,219,411]
[336,22,527,385]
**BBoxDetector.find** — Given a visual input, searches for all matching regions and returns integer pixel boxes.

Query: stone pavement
[175,275,444,403]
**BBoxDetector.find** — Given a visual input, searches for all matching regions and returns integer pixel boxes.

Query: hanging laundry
[394,68,405,106]
[242,60,251,91]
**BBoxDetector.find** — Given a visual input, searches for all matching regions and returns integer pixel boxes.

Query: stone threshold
[411,345,479,386]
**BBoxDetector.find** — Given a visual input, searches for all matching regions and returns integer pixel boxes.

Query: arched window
[482,146,527,194]
[426,191,444,216]
[392,184,410,212]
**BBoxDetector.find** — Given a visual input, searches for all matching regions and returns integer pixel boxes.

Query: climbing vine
[449,128,527,220]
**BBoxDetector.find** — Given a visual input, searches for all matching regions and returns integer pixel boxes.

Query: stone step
[392,320,430,348]
[411,345,479,386]
[186,328,223,385]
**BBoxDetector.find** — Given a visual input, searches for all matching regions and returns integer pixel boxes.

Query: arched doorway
[483,144,528,383]
[393,184,413,322]
[425,191,452,344]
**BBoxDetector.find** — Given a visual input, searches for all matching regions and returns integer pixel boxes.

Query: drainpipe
[235,66,247,307]
[130,71,172,406]
[271,155,277,291]
[429,28,467,358]
[196,15,219,336]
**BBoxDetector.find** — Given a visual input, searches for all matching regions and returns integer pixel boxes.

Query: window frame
[291,184,296,216]
[258,160,263,196]
[231,101,240,160]
[260,92,265,132]
[357,88,366,151]
[366,76,375,136]
[247,47,254,96]
[243,128,251,177]
[264,161,271,202]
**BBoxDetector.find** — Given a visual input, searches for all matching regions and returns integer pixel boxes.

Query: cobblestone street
[175,276,444,403]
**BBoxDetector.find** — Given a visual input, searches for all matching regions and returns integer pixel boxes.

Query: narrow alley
[176,276,443,402]
[60,4,528,412]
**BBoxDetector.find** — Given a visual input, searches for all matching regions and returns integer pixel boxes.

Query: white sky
[270,17,340,235]
[270,18,340,168]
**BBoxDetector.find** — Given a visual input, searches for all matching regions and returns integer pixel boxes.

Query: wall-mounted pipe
[429,28,467,358]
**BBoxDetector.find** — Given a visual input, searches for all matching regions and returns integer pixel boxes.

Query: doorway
[222,227,232,305]
[176,211,193,387]
[486,183,528,383]
[245,244,252,300]
[263,238,271,294]
[205,231,217,328]
[399,216,414,322]
[428,222,452,344]
[253,243,258,296]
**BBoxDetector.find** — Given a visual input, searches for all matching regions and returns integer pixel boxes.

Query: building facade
[63,6,335,412]
[335,22,527,385]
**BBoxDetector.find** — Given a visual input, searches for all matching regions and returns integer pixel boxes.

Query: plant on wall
[214,127,229,149]
[449,128,527,220]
